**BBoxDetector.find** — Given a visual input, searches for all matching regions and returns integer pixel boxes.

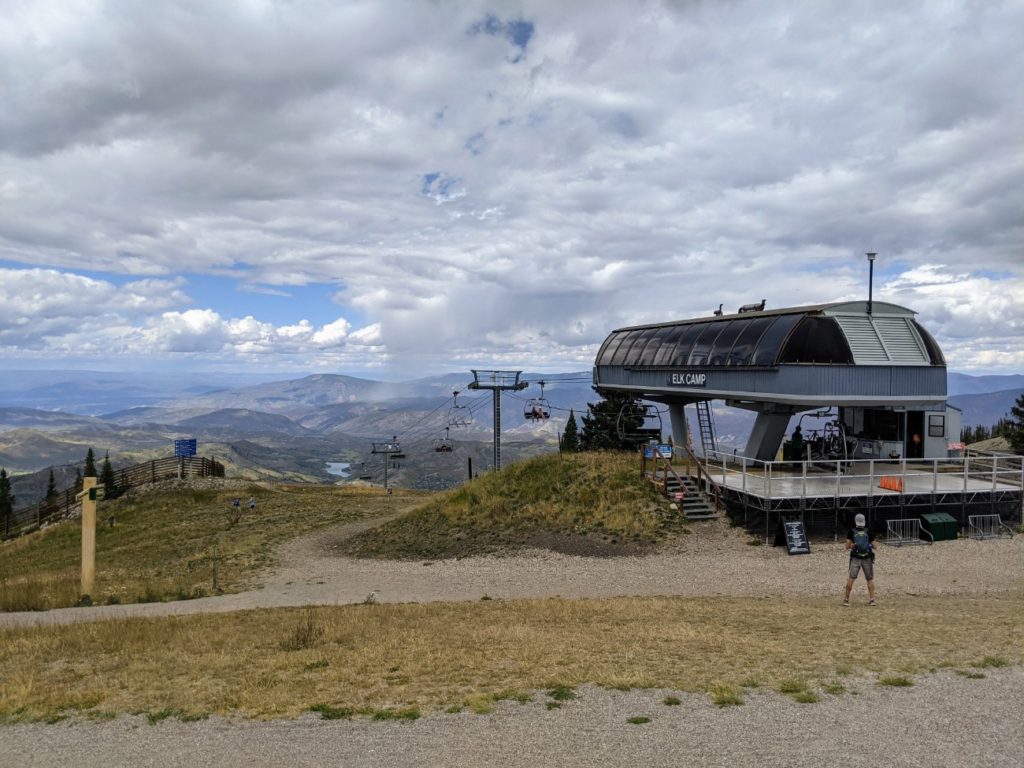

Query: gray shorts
[849,557,874,580]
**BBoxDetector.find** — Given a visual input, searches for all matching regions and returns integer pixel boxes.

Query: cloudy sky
[1,0,1022,378]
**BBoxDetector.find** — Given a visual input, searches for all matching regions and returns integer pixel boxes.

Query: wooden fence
[1,456,224,541]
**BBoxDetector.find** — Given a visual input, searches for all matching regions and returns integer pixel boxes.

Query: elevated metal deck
[686,451,1023,540]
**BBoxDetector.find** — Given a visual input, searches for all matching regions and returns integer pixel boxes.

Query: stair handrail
[681,443,723,513]
[651,451,686,499]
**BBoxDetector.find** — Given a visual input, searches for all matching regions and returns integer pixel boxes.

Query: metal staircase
[647,457,718,521]
[662,473,718,520]
[695,401,717,456]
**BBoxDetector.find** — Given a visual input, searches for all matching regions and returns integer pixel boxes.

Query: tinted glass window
[750,314,801,366]
[596,332,624,366]
[777,317,854,364]
[707,321,744,365]
[609,330,644,365]
[651,326,687,366]
[634,328,666,366]
[728,316,774,365]
[912,320,946,366]
[687,323,726,366]
[640,326,677,366]
[665,324,704,366]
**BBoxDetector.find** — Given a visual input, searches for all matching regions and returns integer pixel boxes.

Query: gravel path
[3,670,1022,768]
[1,518,1021,629]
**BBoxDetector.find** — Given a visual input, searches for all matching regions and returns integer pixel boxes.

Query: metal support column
[493,388,501,470]
[468,370,528,472]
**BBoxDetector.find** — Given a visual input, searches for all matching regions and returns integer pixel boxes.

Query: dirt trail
[2,515,1021,629]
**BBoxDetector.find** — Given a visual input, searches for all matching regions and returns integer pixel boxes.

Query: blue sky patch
[182,273,359,327]
[470,14,534,62]
[464,131,486,155]
[421,172,464,203]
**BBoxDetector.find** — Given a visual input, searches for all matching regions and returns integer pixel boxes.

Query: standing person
[844,513,877,606]
[248,497,256,513]
[790,425,804,461]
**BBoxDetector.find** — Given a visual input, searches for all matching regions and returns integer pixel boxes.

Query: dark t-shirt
[847,527,876,559]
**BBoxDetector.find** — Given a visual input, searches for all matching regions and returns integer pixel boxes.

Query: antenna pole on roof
[865,252,877,316]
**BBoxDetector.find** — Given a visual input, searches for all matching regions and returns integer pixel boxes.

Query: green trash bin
[920,512,958,541]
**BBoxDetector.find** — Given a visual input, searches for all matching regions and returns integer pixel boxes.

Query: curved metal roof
[595,301,945,369]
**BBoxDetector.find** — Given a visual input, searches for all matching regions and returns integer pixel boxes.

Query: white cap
[854,513,866,527]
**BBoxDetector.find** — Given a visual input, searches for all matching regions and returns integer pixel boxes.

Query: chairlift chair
[448,390,472,427]
[523,380,552,421]
[433,427,454,453]
[615,403,663,441]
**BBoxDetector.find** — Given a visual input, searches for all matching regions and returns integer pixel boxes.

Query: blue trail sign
[174,439,197,457]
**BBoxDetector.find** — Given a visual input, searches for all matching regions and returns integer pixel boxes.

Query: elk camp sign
[669,372,707,387]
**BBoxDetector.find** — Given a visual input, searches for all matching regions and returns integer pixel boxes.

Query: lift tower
[371,436,403,491]
[468,370,528,471]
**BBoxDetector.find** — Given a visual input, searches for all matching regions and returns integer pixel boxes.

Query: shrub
[878,675,914,688]
[777,679,807,694]
[281,610,325,651]
[792,691,820,704]
[546,685,576,701]
[309,703,354,720]
[710,684,743,708]
[977,656,1008,669]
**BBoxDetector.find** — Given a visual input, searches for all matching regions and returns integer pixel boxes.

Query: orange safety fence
[878,475,904,492]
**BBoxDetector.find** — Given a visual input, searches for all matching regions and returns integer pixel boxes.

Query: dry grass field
[2,451,1020,728]
[0,594,1019,723]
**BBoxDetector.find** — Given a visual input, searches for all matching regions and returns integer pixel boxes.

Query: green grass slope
[0,483,426,611]
[342,451,681,559]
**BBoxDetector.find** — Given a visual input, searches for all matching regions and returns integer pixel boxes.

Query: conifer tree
[579,387,648,451]
[561,409,580,453]
[1008,394,1024,454]
[0,467,14,536]
[84,448,97,478]
[45,468,58,500]
[99,452,117,497]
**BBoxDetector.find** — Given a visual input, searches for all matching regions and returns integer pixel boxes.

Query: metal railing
[700,450,1024,501]
[680,444,723,513]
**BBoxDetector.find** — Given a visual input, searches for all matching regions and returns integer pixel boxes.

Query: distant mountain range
[1,369,1020,508]
[949,388,1024,429]
[947,373,1024,396]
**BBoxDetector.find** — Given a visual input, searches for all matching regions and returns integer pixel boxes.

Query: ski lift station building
[592,301,960,462]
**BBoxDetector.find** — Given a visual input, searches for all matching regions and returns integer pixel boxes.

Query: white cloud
[311,318,351,346]
[0,2,1021,373]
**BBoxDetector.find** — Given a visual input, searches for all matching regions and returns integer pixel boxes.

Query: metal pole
[493,390,501,470]
[866,252,876,316]
[383,453,389,491]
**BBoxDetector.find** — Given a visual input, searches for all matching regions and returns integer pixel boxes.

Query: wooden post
[79,477,98,600]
